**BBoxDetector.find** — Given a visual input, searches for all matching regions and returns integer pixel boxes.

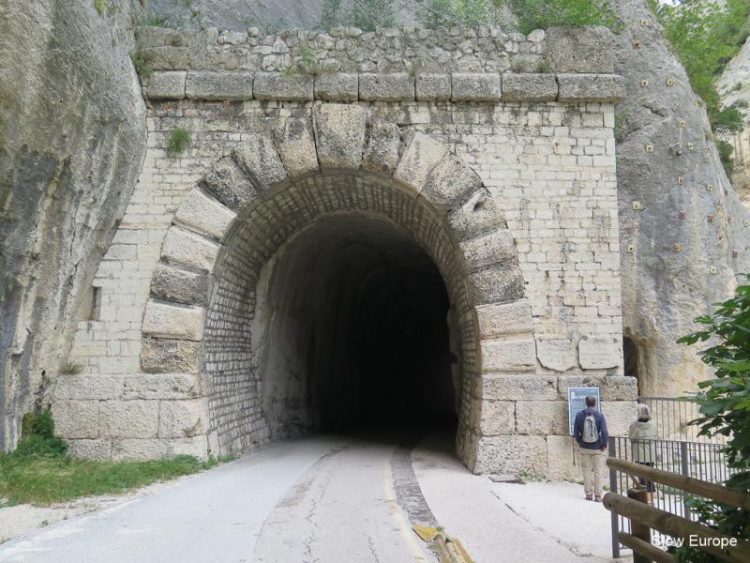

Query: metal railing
[608,437,734,558]
[637,396,725,443]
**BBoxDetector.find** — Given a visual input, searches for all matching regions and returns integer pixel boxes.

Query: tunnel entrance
[256,215,458,440]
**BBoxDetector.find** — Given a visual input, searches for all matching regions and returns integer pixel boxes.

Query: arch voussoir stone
[420,154,482,212]
[200,154,259,212]
[273,118,319,177]
[162,226,220,272]
[362,122,402,175]
[143,300,205,341]
[236,133,287,189]
[174,187,237,241]
[447,188,506,241]
[312,103,367,170]
[394,132,450,192]
[150,263,210,306]
[459,228,517,274]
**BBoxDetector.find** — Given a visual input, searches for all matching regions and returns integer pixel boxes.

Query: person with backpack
[573,395,609,502]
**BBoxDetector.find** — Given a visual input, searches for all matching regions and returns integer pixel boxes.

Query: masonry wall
[52,25,636,477]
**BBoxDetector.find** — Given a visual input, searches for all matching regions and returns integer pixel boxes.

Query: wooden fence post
[628,487,652,563]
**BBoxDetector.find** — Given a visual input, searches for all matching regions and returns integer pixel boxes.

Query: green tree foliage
[677,277,750,561]
[419,0,505,28]
[508,0,621,35]
[317,0,395,31]
[648,0,750,174]
[319,0,343,29]
[351,0,395,31]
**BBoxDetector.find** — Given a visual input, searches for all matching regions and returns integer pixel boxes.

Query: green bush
[15,409,68,458]
[351,0,395,31]
[509,0,621,35]
[93,0,106,16]
[166,128,192,155]
[419,0,505,28]
[677,276,750,562]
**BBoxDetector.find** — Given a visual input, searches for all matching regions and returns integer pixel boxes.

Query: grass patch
[0,409,230,506]
[509,0,622,35]
[0,454,225,506]
[166,128,192,155]
[131,51,154,80]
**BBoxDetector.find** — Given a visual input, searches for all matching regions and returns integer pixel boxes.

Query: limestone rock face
[606,0,750,396]
[0,1,147,449]
[718,36,750,209]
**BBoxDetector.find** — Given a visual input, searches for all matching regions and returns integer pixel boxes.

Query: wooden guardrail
[604,458,750,563]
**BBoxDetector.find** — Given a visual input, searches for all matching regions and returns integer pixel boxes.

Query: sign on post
[568,386,600,435]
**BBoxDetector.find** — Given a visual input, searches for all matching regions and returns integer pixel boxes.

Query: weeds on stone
[93,0,106,16]
[60,363,83,375]
[131,51,154,80]
[166,128,192,156]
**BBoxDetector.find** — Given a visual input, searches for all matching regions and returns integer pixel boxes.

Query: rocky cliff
[719,35,750,209]
[0,1,147,449]
[608,0,750,396]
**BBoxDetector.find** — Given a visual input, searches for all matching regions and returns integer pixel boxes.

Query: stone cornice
[145,71,626,104]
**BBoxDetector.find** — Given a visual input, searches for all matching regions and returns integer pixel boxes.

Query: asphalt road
[0,435,433,563]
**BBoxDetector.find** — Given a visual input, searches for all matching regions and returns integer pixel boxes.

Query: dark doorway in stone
[623,336,641,394]
[255,214,458,440]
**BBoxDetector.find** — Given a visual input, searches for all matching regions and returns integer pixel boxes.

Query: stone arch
[141,104,532,470]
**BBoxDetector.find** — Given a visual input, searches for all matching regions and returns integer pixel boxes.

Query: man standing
[574,396,608,501]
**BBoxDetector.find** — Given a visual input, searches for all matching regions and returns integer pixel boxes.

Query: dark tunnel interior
[255,214,459,440]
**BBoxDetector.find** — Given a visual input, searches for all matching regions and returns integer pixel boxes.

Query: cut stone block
[536,338,577,372]
[314,73,359,101]
[159,398,210,439]
[447,189,505,242]
[199,155,258,212]
[502,73,558,102]
[421,155,482,211]
[473,435,547,475]
[515,400,568,435]
[141,337,202,374]
[476,301,533,337]
[479,400,515,436]
[162,226,220,272]
[174,188,237,240]
[557,74,627,103]
[479,374,558,401]
[578,336,622,370]
[52,400,100,439]
[459,229,517,273]
[468,265,525,306]
[236,133,287,188]
[150,263,210,306]
[67,439,112,460]
[481,337,537,373]
[53,375,124,400]
[185,71,253,100]
[362,122,402,175]
[146,71,187,99]
[452,73,501,102]
[416,74,451,101]
[100,400,159,439]
[546,435,580,481]
[273,118,319,177]
[394,132,449,192]
[359,73,414,101]
[313,104,367,169]
[142,301,205,341]
[253,72,313,101]
[123,374,200,400]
